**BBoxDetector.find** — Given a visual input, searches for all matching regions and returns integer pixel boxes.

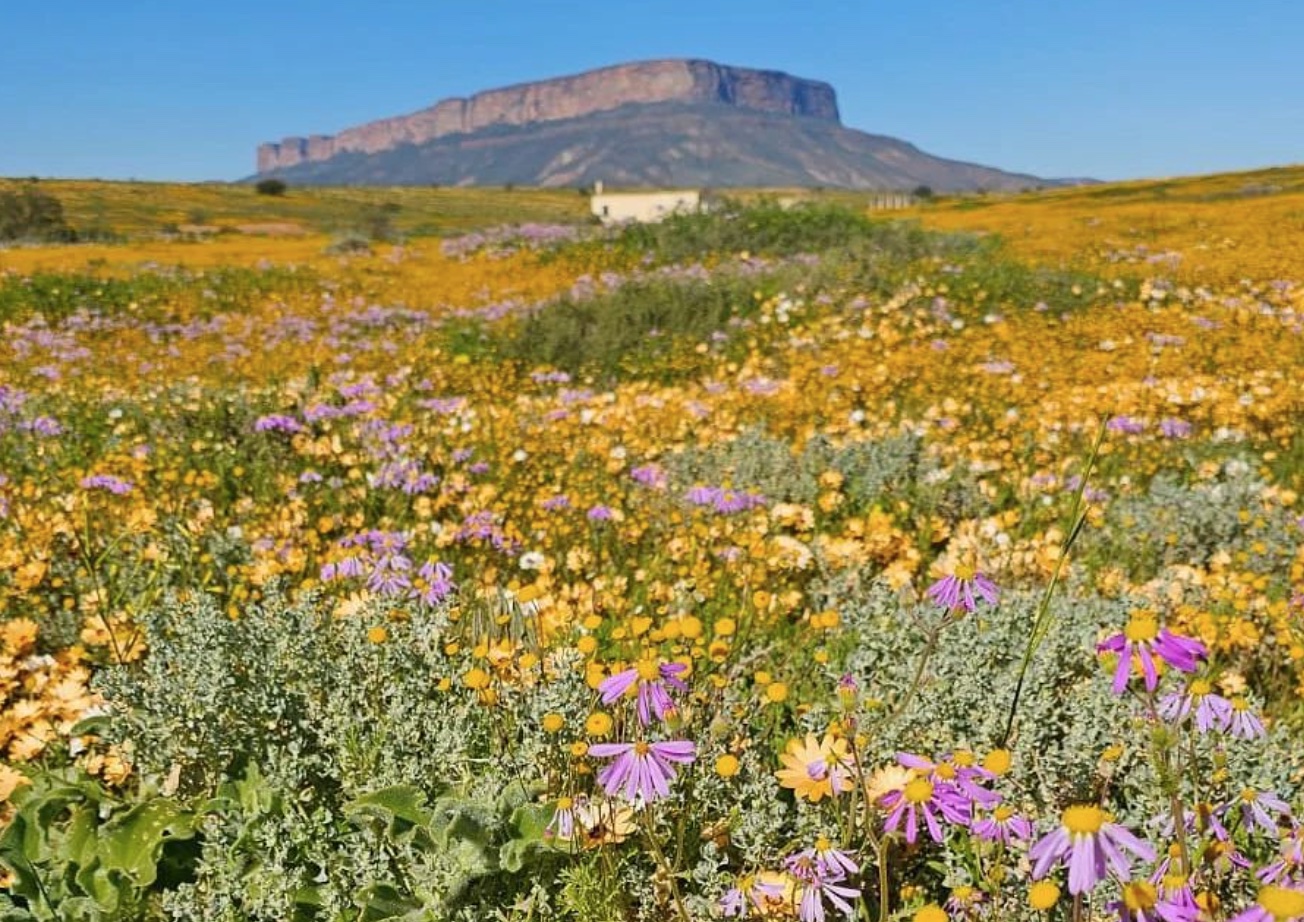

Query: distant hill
[252,59,1064,191]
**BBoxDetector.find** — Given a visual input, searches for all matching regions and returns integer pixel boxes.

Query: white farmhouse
[589,181,702,225]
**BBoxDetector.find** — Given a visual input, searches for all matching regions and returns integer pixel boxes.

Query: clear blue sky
[2,0,1300,183]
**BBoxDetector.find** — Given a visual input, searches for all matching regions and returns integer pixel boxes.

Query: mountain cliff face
[253,59,1053,191]
[257,60,839,172]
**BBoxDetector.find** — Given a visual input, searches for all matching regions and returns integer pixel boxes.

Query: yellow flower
[366,625,388,644]
[541,713,565,734]
[584,712,613,737]
[463,667,491,690]
[982,748,1012,775]
[715,754,740,778]
[1029,881,1060,911]
[775,733,853,802]
[914,904,948,922]
[765,682,789,704]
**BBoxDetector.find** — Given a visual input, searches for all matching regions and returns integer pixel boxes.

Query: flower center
[1241,789,1261,803]
[1124,611,1159,643]
[935,763,957,780]
[557,796,573,810]
[636,659,661,681]
[953,562,976,581]
[634,741,650,756]
[904,778,935,804]
[1189,678,1212,696]
[995,806,1015,821]
[815,836,832,852]
[1258,886,1304,922]
[1122,882,1157,911]
[1061,805,1105,835]
[1232,697,1250,712]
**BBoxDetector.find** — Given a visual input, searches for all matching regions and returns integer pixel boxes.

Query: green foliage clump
[606,199,932,264]
[253,178,288,197]
[0,184,76,243]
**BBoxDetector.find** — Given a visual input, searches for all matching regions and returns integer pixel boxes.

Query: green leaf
[66,715,113,738]
[346,785,433,839]
[354,883,424,921]
[96,800,197,888]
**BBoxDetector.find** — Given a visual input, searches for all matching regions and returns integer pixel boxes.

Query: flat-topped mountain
[253,59,1056,190]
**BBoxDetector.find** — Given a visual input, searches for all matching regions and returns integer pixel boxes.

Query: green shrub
[254,178,287,197]
[0,184,75,242]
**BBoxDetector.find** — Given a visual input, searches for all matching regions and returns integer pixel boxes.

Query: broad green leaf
[97,800,197,888]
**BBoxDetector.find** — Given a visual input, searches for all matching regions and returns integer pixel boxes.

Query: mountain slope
[254,102,1048,191]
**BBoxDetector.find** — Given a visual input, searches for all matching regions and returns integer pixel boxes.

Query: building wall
[590,191,702,224]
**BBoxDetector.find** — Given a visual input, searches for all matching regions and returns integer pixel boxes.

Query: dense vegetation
[2,179,1304,922]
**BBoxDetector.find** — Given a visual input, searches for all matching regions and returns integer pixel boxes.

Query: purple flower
[1230,886,1304,922]
[880,771,971,844]
[599,660,688,726]
[587,739,695,803]
[1228,698,1267,740]
[925,565,999,613]
[785,848,861,922]
[1159,418,1193,439]
[1222,789,1292,837]
[1029,805,1155,895]
[1097,611,1207,694]
[630,463,667,489]
[417,560,455,605]
[720,878,787,918]
[586,504,615,521]
[253,414,303,434]
[79,474,133,495]
[1257,825,1304,883]
[973,805,1034,843]
[1158,679,1233,732]
[1108,415,1146,435]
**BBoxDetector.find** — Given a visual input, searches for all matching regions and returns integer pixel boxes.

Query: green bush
[0,184,75,242]
[254,178,288,197]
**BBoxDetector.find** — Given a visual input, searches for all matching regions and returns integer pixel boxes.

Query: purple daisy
[925,565,999,613]
[598,659,689,726]
[1029,805,1155,895]
[1158,679,1233,732]
[1097,610,1207,694]
[587,739,695,803]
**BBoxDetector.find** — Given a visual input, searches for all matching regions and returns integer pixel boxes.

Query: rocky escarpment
[257,59,840,172]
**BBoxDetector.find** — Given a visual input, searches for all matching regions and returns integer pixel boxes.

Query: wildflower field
[2,171,1304,922]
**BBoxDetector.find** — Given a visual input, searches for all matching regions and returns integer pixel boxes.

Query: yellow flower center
[815,836,832,852]
[995,806,1016,821]
[1124,611,1159,643]
[636,659,662,681]
[557,796,573,810]
[914,904,948,922]
[953,563,976,582]
[1189,678,1212,696]
[904,778,935,804]
[1258,886,1304,921]
[935,763,957,780]
[1028,881,1061,911]
[1122,882,1157,911]
[1061,805,1106,835]
[1162,874,1188,894]
[1241,789,1261,803]
[634,741,650,756]
[1232,697,1250,712]
[952,750,975,767]
[983,748,1012,775]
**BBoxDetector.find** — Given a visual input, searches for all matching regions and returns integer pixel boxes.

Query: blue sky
[2,1,1300,182]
